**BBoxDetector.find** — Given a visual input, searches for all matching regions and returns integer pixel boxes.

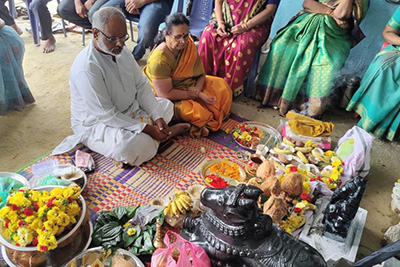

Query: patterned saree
[256,0,369,117]
[144,38,232,138]
[346,7,400,141]
[199,0,280,97]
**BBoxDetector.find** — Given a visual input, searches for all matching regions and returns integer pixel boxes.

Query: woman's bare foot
[169,123,190,138]
[201,127,209,137]
[43,35,56,53]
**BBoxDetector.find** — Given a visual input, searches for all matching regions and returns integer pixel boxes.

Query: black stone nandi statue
[181,184,326,267]
[323,176,368,240]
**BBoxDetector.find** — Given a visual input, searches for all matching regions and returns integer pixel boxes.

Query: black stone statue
[181,184,327,267]
[323,176,368,240]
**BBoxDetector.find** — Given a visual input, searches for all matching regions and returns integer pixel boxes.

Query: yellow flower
[123,222,131,228]
[0,206,11,220]
[324,150,335,158]
[295,202,306,209]
[305,141,317,148]
[245,135,252,142]
[16,227,34,246]
[332,160,342,169]
[8,211,19,224]
[330,169,341,180]
[50,188,64,198]
[9,222,19,232]
[302,182,311,195]
[233,132,239,138]
[127,227,137,236]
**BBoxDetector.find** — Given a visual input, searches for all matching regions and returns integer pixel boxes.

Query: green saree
[256,0,369,117]
[346,7,400,141]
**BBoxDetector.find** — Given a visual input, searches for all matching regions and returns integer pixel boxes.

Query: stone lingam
[180,184,327,267]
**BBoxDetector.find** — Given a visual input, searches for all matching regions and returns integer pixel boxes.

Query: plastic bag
[0,177,25,208]
[129,206,163,227]
[335,126,374,184]
[151,231,211,267]
[38,175,74,187]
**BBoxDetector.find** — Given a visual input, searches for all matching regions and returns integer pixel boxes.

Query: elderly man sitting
[53,7,189,167]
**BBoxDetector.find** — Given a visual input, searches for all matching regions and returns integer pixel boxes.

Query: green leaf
[142,231,155,252]
[129,246,138,255]
[126,206,140,219]
[123,225,141,248]
[133,235,143,248]
[92,221,122,246]
[112,206,128,221]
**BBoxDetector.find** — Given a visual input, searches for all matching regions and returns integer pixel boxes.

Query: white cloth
[53,41,173,166]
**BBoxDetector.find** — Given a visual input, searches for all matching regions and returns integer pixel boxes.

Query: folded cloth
[75,150,95,173]
[286,111,334,137]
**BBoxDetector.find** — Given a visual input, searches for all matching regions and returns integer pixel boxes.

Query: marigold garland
[0,185,81,252]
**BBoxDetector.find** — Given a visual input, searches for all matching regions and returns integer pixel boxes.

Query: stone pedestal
[299,197,368,267]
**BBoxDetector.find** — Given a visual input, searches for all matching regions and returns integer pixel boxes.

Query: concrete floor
[1,9,400,262]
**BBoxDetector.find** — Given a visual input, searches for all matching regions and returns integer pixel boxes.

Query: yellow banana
[170,200,179,217]
[179,194,193,204]
[175,191,190,197]
[311,150,329,162]
[176,199,185,213]
[296,151,309,164]
[166,202,173,217]
[295,146,313,153]
[179,197,193,209]
[164,204,170,216]
[273,147,294,154]
[283,137,295,147]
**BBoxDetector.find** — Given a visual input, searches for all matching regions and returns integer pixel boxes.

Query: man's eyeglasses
[99,30,130,44]
[168,32,190,41]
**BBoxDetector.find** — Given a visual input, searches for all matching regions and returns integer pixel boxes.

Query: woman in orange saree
[143,13,232,138]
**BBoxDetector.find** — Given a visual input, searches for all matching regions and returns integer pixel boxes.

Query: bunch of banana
[283,137,295,147]
[164,191,193,217]
[296,151,309,164]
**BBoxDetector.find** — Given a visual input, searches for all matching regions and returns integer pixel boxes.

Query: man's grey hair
[92,7,126,31]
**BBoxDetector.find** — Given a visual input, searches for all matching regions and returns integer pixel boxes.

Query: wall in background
[269,0,398,76]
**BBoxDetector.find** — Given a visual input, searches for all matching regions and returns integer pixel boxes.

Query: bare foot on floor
[43,36,56,53]
[112,159,124,168]
[201,127,209,137]
[169,123,190,138]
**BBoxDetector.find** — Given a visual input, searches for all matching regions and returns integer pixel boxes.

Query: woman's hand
[331,16,349,29]
[231,24,248,35]
[188,87,200,99]
[198,92,216,105]
[75,1,88,18]
[217,23,229,37]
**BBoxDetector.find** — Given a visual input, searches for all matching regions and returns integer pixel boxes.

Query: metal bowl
[63,247,146,267]
[201,159,247,187]
[232,121,282,152]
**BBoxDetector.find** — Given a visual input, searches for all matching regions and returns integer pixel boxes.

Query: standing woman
[144,13,232,138]
[198,0,280,97]
[0,19,34,115]
[257,0,369,118]
[347,2,400,141]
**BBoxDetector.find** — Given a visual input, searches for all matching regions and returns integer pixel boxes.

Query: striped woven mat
[16,114,248,220]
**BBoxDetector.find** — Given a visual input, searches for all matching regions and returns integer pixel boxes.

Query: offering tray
[201,159,246,188]
[2,220,93,267]
[232,121,281,152]
[63,247,146,267]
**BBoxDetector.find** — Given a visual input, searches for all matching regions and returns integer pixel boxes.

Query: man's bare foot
[112,159,124,168]
[169,123,190,138]
[43,36,56,53]
[201,127,209,137]
[10,24,23,35]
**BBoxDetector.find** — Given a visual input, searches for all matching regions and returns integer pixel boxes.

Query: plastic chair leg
[25,0,40,46]
[244,49,261,98]
[56,0,67,37]
[129,21,136,42]
[82,28,85,46]
[8,0,17,18]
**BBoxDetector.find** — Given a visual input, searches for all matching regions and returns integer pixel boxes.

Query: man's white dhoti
[83,98,173,165]
[53,41,173,166]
